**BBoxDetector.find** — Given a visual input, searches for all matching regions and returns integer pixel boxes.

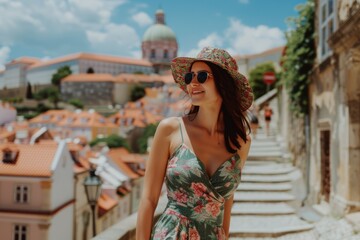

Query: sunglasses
[184,71,213,85]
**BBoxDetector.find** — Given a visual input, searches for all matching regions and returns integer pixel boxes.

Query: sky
[0,0,306,70]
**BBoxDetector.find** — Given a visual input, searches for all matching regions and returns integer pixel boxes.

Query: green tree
[249,62,277,99]
[90,134,131,150]
[47,87,61,109]
[51,66,72,87]
[33,87,61,108]
[137,122,159,153]
[130,85,146,102]
[282,0,315,116]
[68,98,84,109]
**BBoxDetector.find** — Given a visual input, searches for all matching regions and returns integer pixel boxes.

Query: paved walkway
[229,130,360,240]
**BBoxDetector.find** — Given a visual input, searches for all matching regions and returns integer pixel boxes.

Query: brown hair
[187,61,251,153]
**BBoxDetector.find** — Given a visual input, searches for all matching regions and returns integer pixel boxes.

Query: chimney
[2,147,19,164]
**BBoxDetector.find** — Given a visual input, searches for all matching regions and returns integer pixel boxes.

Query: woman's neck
[194,102,223,136]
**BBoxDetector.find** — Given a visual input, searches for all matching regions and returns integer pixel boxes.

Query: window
[13,224,27,240]
[80,117,88,123]
[319,0,336,60]
[150,49,155,58]
[163,50,168,59]
[15,185,29,203]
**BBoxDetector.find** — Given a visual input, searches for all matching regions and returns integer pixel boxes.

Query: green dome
[143,24,177,42]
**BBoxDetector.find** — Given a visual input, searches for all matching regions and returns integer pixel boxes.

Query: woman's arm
[136,118,176,240]
[223,194,234,237]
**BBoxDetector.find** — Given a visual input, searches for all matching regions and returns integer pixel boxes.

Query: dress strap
[177,117,184,144]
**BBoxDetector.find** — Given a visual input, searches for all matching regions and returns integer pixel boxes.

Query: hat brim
[171,57,253,111]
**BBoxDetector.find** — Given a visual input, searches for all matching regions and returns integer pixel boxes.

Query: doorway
[320,130,331,202]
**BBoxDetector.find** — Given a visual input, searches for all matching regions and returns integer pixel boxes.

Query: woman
[136,47,253,239]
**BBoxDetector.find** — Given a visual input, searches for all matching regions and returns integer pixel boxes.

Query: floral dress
[151,119,242,240]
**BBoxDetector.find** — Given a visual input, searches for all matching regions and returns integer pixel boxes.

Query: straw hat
[171,47,253,111]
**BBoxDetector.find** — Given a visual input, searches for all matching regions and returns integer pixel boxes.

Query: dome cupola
[142,9,178,73]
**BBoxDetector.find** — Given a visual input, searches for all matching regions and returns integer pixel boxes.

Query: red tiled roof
[114,73,171,84]
[98,193,117,217]
[62,73,115,82]
[28,53,152,70]
[29,109,72,124]
[6,57,41,66]
[0,143,58,177]
[108,148,140,179]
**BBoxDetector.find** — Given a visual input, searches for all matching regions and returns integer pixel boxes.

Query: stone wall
[61,82,114,106]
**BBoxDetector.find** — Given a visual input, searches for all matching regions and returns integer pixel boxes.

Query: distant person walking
[264,102,273,136]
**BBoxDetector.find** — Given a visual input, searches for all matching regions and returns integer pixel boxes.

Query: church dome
[143,24,177,41]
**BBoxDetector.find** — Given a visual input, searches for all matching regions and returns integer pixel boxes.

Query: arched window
[151,49,156,58]
[163,49,168,58]
[87,67,95,73]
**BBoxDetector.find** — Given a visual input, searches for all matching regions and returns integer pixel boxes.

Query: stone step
[242,164,295,175]
[252,135,277,141]
[245,160,278,165]
[229,215,314,238]
[237,182,292,192]
[248,151,283,159]
[232,202,295,215]
[251,141,280,147]
[241,174,292,183]
[233,191,295,202]
[249,146,282,152]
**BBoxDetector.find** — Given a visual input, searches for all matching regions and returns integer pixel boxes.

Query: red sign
[263,72,276,85]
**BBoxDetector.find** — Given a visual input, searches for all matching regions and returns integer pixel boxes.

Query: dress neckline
[171,143,241,180]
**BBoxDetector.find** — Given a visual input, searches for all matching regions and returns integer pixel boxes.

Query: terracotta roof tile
[28,53,152,70]
[29,109,72,124]
[57,110,117,128]
[108,148,140,179]
[0,143,58,177]
[98,193,117,217]
[6,57,41,66]
[114,73,171,84]
[62,73,115,82]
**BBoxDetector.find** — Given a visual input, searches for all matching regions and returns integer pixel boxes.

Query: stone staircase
[229,131,314,239]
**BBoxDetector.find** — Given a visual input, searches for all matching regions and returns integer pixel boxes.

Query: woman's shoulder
[156,117,182,134]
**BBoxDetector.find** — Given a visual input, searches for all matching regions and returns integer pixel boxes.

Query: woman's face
[186,61,222,106]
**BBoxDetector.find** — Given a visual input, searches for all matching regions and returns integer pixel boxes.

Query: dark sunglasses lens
[197,72,208,83]
[184,72,193,84]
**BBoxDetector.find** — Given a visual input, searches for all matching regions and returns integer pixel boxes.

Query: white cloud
[0,46,10,70]
[86,23,140,57]
[185,33,223,57]
[132,12,152,27]
[187,18,284,59]
[239,0,249,4]
[224,18,285,54]
[0,0,133,57]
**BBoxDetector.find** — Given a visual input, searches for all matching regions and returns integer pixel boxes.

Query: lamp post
[83,168,102,237]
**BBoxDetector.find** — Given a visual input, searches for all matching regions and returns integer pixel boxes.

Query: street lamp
[83,167,102,237]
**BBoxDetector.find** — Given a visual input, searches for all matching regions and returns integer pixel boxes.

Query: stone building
[141,9,178,74]
[308,0,360,216]
[0,53,154,99]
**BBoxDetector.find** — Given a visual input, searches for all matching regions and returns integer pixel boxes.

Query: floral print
[151,143,242,239]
